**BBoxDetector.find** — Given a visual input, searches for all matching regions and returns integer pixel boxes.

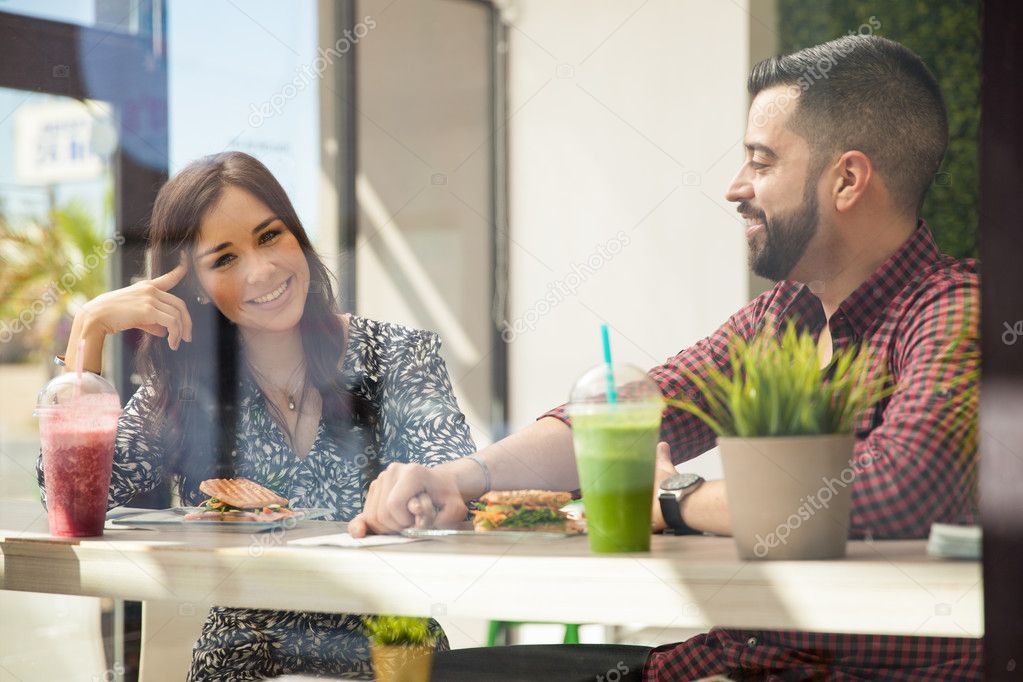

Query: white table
[0,500,982,637]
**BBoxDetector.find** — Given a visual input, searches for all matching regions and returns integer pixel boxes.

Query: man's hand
[349,462,466,537]
[651,441,678,532]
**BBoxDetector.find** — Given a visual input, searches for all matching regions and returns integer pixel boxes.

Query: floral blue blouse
[37,315,475,681]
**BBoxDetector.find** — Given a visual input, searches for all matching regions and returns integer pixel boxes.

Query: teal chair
[486,620,581,646]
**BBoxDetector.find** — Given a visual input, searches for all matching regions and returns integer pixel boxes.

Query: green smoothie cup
[569,363,664,553]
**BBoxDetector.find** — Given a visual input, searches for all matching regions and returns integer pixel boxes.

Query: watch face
[661,472,702,492]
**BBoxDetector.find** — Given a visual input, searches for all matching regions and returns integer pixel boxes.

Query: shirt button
[746,636,758,648]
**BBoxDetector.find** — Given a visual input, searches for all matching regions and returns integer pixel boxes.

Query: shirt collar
[832,220,941,336]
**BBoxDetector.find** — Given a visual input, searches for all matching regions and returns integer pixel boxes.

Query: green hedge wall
[777,0,980,259]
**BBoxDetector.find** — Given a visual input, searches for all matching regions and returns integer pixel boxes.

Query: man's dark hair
[748,35,948,215]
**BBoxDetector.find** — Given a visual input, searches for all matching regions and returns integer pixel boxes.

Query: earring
[196,294,208,305]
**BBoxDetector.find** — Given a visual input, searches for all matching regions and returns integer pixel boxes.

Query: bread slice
[478,490,573,508]
[199,478,288,509]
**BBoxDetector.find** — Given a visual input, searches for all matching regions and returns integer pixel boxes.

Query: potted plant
[363,615,437,682]
[667,322,892,560]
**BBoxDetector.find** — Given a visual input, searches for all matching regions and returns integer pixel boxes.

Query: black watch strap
[659,491,701,535]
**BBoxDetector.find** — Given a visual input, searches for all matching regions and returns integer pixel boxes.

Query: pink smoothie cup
[36,372,121,537]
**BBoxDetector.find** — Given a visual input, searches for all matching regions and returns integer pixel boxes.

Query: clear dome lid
[568,362,664,411]
[35,371,120,416]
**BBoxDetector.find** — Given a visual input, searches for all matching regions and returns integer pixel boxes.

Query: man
[351,35,980,680]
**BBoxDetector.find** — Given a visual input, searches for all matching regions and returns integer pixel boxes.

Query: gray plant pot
[718,434,856,560]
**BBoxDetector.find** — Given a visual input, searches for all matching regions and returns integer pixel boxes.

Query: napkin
[926,522,981,559]
[288,532,418,548]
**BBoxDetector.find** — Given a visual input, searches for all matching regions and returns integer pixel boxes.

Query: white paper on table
[288,533,418,548]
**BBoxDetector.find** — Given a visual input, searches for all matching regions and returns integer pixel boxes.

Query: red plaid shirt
[545,223,981,680]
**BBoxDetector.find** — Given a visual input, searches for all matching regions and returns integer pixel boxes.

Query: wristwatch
[658,472,705,535]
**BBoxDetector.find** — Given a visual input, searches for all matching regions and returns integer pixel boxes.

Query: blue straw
[601,323,618,403]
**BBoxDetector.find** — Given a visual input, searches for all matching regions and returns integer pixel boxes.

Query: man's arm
[462,418,735,535]
[444,416,580,500]
[351,415,736,537]
[648,440,733,536]
[353,375,735,537]
[350,291,774,537]
[848,276,979,538]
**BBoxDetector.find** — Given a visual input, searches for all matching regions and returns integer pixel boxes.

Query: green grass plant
[665,322,892,437]
[362,615,437,647]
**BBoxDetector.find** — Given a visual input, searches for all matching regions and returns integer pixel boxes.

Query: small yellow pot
[369,643,434,682]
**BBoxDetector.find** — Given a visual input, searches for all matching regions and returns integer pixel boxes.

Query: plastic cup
[35,372,121,537]
[569,363,664,553]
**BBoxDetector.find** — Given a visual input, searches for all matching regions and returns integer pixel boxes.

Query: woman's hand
[349,462,467,537]
[81,258,194,350]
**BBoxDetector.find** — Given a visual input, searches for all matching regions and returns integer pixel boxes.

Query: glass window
[357,0,500,446]
[0,0,152,34]
[0,89,117,501]
[167,1,321,236]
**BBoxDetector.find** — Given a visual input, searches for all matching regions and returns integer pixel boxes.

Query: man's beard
[745,186,819,282]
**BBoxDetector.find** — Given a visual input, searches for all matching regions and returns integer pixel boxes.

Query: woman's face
[192,185,310,335]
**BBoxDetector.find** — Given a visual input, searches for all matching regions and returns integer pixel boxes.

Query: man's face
[726,86,822,281]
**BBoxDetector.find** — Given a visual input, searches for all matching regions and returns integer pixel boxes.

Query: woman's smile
[247,275,294,308]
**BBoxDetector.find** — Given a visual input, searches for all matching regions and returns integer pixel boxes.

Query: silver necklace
[251,361,305,412]
[285,371,304,411]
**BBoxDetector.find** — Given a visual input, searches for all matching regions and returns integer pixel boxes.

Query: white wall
[351,0,498,449]
[506,0,766,478]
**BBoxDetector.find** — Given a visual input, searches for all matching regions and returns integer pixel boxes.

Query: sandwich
[184,478,300,522]
[470,490,582,533]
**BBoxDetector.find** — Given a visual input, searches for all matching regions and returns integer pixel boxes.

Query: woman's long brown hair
[138,152,365,503]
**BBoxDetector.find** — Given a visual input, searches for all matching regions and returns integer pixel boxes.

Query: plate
[400,523,581,543]
[108,507,333,532]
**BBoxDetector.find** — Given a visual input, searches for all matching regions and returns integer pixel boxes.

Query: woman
[36,151,474,680]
